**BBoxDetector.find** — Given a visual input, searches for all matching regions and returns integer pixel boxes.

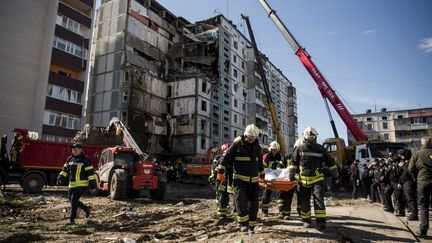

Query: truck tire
[110,169,127,200]
[21,173,45,194]
[150,181,166,200]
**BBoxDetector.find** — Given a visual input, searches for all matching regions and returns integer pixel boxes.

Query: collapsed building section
[88,0,297,163]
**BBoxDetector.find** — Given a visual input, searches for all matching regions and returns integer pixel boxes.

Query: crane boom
[241,14,288,155]
[258,0,368,142]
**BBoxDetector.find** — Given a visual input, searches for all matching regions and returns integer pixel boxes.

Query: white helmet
[269,141,280,151]
[303,127,318,140]
[244,124,260,137]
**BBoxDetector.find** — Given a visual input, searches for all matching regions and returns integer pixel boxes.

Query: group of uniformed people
[354,136,432,237]
[209,124,338,233]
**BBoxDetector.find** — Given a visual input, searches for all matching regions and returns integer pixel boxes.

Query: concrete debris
[123,237,136,243]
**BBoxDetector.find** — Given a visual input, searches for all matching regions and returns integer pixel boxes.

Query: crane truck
[257,0,407,169]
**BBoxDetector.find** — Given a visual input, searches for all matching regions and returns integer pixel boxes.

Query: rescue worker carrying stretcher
[291,127,338,230]
[209,143,233,222]
[217,124,264,233]
[261,141,282,216]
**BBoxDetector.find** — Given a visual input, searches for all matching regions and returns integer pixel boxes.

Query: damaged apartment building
[88,0,297,162]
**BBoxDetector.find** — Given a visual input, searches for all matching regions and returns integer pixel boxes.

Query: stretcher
[259,178,296,191]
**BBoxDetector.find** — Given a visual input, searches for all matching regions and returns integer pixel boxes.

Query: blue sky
[100,0,432,143]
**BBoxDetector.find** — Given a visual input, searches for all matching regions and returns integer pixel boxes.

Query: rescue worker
[261,141,282,216]
[382,158,395,212]
[350,159,360,199]
[212,143,232,221]
[10,132,24,164]
[57,143,96,225]
[277,150,301,220]
[217,124,264,232]
[291,127,338,230]
[398,149,418,221]
[409,136,432,237]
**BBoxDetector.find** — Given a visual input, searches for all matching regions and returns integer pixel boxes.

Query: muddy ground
[0,183,405,243]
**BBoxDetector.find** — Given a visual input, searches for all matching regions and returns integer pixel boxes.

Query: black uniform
[370,163,385,203]
[219,135,264,229]
[291,141,337,225]
[383,162,396,212]
[277,154,300,218]
[261,152,282,214]
[58,152,95,223]
[409,145,432,234]
[399,160,418,219]
[350,162,359,199]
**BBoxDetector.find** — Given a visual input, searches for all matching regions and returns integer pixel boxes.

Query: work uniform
[409,146,432,234]
[212,154,233,218]
[350,162,359,199]
[219,135,264,229]
[261,151,282,214]
[58,152,95,222]
[383,162,396,212]
[399,160,417,219]
[370,163,385,203]
[291,142,337,225]
[277,154,300,218]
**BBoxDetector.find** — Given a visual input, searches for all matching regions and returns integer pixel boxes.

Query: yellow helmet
[269,141,280,151]
[244,124,260,137]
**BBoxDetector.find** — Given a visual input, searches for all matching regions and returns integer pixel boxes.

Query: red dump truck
[0,128,102,193]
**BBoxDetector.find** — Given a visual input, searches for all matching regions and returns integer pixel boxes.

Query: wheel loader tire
[150,181,166,200]
[21,173,45,194]
[110,169,127,200]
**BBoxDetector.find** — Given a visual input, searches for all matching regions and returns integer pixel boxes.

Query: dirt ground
[0,183,417,243]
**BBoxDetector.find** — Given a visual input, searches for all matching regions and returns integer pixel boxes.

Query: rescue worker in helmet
[291,127,338,230]
[261,141,282,216]
[217,124,264,232]
[211,143,232,222]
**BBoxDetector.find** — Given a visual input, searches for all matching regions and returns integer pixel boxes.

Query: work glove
[216,173,225,182]
[56,176,66,186]
[89,180,97,190]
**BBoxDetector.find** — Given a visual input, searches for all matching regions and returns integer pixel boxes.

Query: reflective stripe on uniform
[329,165,337,170]
[300,152,323,158]
[69,180,89,188]
[218,184,227,191]
[75,163,82,185]
[233,174,259,183]
[300,210,311,219]
[277,199,284,204]
[237,214,249,223]
[259,170,265,176]
[60,171,68,177]
[315,209,326,218]
[227,185,233,194]
[235,156,251,161]
[249,221,256,227]
[299,175,324,185]
[288,165,298,170]
[262,203,269,210]
[88,175,95,181]
[84,166,93,171]
[218,208,227,216]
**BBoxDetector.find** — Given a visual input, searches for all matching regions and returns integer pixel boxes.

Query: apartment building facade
[351,107,432,148]
[88,0,297,161]
[0,0,95,142]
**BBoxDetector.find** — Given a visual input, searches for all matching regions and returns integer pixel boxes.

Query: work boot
[66,219,76,225]
[248,226,255,234]
[84,206,91,218]
[317,222,327,231]
[216,216,227,225]
[240,226,248,232]
[303,221,312,228]
[417,230,427,238]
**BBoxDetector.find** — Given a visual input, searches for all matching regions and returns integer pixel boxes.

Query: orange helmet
[221,143,231,154]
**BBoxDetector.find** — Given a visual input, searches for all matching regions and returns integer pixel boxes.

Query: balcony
[48,71,84,92]
[58,2,92,28]
[51,48,87,71]
[45,97,83,116]
[411,123,429,130]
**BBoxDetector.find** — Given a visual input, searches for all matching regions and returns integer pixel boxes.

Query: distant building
[88,0,297,161]
[350,107,432,148]
[0,0,95,142]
